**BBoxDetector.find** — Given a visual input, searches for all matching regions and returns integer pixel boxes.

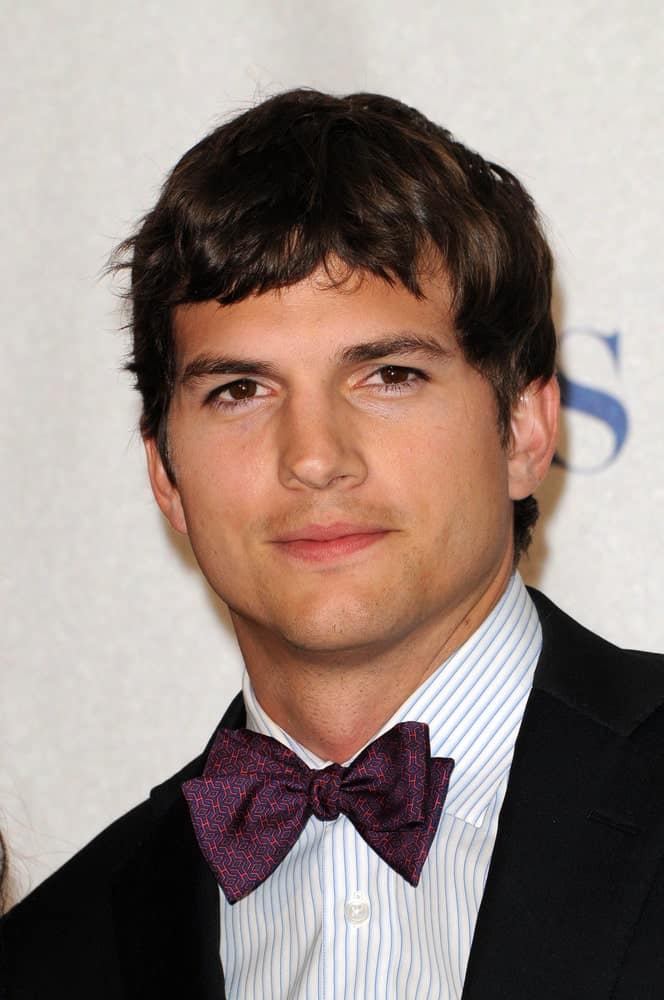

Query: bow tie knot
[309,766,343,820]
[183,722,454,903]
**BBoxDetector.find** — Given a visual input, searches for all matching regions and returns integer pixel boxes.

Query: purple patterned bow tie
[182,722,454,903]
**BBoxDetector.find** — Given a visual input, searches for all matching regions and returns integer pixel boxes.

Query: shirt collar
[244,573,541,829]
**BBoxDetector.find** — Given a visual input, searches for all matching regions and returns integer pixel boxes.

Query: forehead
[172,269,458,368]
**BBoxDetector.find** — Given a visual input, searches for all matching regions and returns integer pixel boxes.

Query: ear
[143,436,188,535]
[507,377,560,500]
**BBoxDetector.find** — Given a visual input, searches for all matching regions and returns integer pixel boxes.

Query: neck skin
[230,546,515,763]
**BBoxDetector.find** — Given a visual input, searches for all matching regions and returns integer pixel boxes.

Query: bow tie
[182,722,454,903]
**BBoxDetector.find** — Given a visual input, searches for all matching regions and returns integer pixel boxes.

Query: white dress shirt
[219,573,542,999]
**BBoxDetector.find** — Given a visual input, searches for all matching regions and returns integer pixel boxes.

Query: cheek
[175,425,270,519]
[403,418,510,535]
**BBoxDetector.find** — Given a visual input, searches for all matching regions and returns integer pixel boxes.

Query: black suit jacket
[3,590,664,999]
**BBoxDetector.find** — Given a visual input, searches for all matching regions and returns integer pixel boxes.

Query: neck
[232,558,514,763]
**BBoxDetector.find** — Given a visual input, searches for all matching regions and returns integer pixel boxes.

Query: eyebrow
[179,356,281,385]
[338,334,453,365]
[178,332,453,386]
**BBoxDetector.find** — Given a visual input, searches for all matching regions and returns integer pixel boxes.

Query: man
[2,89,663,999]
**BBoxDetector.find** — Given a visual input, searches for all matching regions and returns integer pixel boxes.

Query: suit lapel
[462,591,664,999]
[111,695,246,999]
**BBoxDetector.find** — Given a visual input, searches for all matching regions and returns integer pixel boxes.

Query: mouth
[271,522,391,563]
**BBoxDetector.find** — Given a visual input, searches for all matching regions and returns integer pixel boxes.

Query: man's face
[149,269,519,658]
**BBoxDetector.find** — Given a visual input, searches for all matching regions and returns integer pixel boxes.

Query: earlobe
[507,377,560,500]
[143,436,188,535]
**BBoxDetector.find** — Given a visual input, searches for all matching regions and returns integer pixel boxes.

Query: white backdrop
[2,0,663,903]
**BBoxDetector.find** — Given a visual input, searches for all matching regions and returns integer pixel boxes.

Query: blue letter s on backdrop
[554,329,629,473]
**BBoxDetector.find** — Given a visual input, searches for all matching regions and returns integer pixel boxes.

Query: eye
[363,365,428,392]
[223,379,258,400]
[206,378,269,409]
[378,365,416,384]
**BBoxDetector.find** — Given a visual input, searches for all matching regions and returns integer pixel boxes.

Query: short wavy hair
[113,88,556,560]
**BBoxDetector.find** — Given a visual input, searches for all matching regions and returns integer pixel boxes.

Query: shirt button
[344,890,370,926]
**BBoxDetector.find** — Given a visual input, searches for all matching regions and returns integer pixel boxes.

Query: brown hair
[114,88,556,559]
[0,830,9,914]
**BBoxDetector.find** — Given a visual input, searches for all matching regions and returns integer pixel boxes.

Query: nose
[277,391,367,491]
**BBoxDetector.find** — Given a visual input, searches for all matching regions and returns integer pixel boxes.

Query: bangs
[128,99,470,311]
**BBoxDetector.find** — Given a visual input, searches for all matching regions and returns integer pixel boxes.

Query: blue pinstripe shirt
[219,573,541,998]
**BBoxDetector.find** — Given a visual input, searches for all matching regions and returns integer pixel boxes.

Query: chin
[228,578,423,656]
[280,627,385,657]
[274,602,412,657]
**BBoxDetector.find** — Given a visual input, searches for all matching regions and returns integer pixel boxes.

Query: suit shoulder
[0,797,155,999]
[529,587,664,736]
[0,750,209,999]
[2,795,153,937]
[1,747,205,940]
